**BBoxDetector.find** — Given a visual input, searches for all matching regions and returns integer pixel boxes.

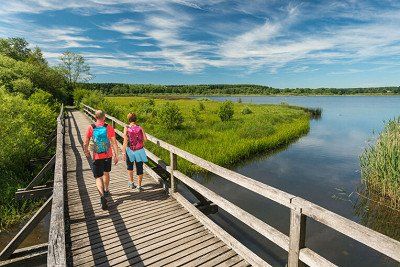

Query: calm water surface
[191,96,400,266]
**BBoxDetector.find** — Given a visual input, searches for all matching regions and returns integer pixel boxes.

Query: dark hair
[127,113,137,123]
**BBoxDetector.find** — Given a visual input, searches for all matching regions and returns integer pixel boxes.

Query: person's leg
[95,177,105,196]
[103,158,112,194]
[126,156,136,188]
[93,159,108,210]
[136,161,144,190]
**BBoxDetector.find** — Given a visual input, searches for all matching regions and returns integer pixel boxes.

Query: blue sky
[1,0,400,88]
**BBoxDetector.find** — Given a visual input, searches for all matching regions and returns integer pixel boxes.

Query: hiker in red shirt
[83,110,119,210]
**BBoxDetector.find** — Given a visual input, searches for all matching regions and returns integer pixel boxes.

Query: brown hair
[95,110,105,119]
[127,113,137,123]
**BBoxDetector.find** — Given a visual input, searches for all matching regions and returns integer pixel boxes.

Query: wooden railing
[83,104,400,267]
[47,104,67,266]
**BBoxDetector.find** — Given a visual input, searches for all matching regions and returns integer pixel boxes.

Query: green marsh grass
[105,96,311,174]
[360,118,400,209]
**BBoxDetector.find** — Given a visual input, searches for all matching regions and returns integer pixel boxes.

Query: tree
[27,47,47,66]
[58,51,92,89]
[0,37,31,61]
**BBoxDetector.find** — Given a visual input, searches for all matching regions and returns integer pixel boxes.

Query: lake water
[191,95,400,266]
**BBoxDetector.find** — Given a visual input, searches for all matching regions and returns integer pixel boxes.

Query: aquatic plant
[360,118,400,209]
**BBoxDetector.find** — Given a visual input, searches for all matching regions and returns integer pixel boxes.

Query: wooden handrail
[47,104,67,266]
[82,104,400,266]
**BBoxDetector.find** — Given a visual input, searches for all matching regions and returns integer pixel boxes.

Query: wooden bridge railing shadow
[82,103,400,267]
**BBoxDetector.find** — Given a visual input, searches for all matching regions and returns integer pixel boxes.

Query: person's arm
[142,127,148,142]
[83,126,92,158]
[111,136,119,164]
[122,127,128,161]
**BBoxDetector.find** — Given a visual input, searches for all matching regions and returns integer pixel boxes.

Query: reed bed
[360,118,400,209]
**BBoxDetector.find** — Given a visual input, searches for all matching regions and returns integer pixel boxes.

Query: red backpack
[127,125,144,150]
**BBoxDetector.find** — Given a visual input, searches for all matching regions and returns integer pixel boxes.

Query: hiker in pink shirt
[83,110,119,210]
[122,113,148,192]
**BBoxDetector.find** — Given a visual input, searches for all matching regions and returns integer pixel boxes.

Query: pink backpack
[127,125,144,150]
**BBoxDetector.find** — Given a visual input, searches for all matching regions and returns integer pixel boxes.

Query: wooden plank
[70,205,186,241]
[288,207,306,267]
[160,240,225,266]
[0,197,52,260]
[47,105,66,267]
[24,154,55,190]
[15,186,53,200]
[174,170,289,251]
[73,222,205,266]
[70,213,195,251]
[299,248,337,267]
[292,197,400,262]
[106,230,212,267]
[173,192,269,267]
[216,254,244,266]
[197,250,238,266]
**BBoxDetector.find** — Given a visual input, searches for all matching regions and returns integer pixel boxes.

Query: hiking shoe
[100,196,108,210]
[128,181,136,189]
[137,186,143,192]
[104,190,110,197]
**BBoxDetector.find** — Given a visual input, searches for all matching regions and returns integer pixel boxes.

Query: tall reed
[360,118,400,209]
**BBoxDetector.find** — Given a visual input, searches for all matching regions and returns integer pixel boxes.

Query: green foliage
[73,88,89,105]
[12,77,34,96]
[241,106,253,115]
[360,118,400,209]
[0,88,57,229]
[158,102,184,129]
[0,52,67,102]
[0,37,31,61]
[218,101,234,121]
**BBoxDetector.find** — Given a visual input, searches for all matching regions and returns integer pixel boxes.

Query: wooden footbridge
[1,105,399,267]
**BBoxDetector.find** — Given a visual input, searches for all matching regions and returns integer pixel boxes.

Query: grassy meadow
[105,96,311,174]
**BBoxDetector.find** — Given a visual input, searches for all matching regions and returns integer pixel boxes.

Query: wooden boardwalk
[64,110,249,266]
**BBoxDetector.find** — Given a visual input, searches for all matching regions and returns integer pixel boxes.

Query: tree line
[80,83,400,96]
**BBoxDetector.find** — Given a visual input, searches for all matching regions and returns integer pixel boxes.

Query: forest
[81,82,400,96]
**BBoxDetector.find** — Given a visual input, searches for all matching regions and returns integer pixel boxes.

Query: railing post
[288,207,307,267]
[170,151,177,194]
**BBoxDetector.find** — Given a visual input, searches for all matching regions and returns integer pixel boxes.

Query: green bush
[218,101,234,121]
[12,77,34,96]
[0,88,56,229]
[73,88,89,105]
[191,107,203,122]
[158,102,184,129]
[241,106,253,115]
